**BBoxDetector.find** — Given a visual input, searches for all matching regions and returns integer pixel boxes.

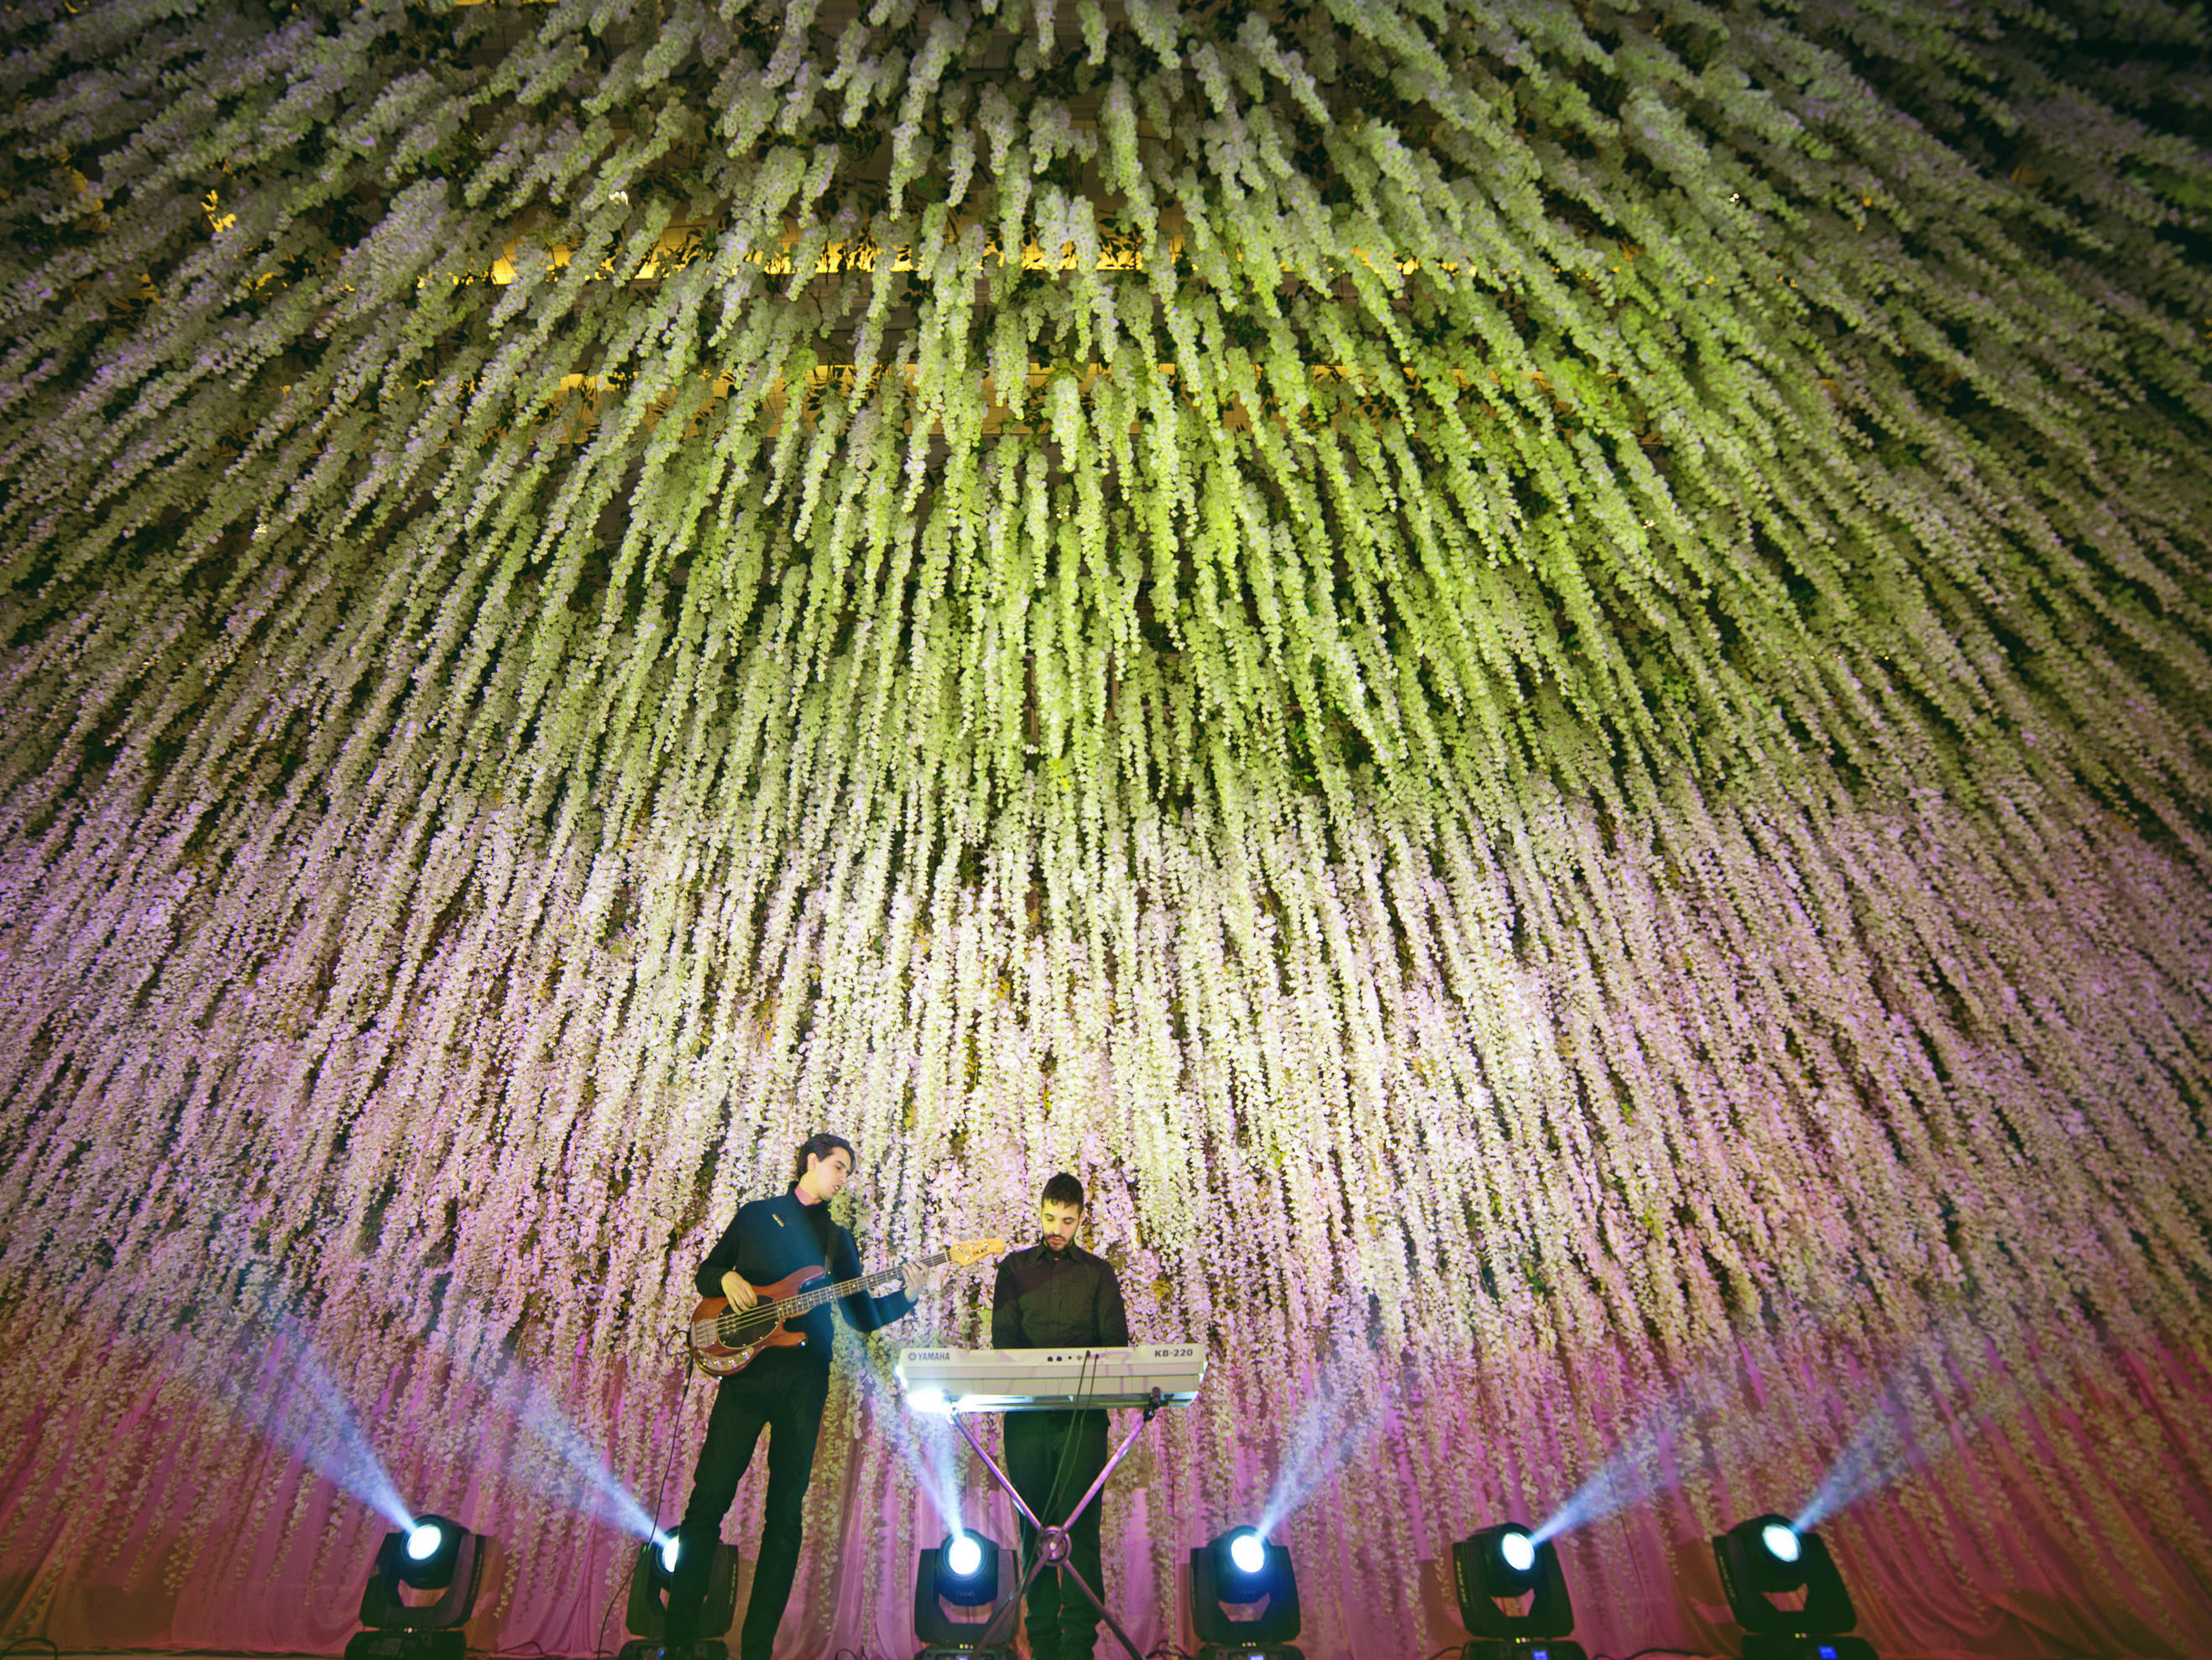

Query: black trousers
[1003,1409,1111,1660]
[662,1349,831,1660]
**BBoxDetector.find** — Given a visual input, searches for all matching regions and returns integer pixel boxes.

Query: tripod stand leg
[952,1411,1047,1652]
[944,1403,1158,1660]
[1063,1408,1153,1526]
[1024,1412,1156,1660]
[1050,1557,1144,1660]
[972,1545,1049,1651]
[954,1410,1043,1530]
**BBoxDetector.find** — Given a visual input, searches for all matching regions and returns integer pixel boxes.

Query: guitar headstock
[944,1237,1009,1267]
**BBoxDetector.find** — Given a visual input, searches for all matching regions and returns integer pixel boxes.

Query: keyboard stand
[949,1388,1164,1660]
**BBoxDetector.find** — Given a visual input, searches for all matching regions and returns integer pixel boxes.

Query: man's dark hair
[792,1132,856,1186]
[1041,1172,1086,1210]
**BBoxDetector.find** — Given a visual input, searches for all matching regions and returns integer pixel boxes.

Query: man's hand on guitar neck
[902,1259,938,1299]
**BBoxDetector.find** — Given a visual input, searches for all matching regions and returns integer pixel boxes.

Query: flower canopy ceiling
[2,0,2209,1652]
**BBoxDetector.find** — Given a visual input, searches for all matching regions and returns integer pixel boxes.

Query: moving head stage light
[1188,1527,1302,1660]
[1449,1522,1587,1660]
[345,1515,484,1660]
[1713,1515,1877,1660]
[913,1529,1018,1660]
[618,1530,740,1660]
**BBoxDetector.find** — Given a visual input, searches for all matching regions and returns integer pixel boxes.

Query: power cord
[0,1640,62,1660]
[1019,1344,1104,1593]
[1045,1344,1104,1516]
[592,1324,698,1660]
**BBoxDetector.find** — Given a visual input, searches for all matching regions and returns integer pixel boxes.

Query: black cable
[594,1326,698,1660]
[1044,1344,1101,1516]
[1022,1341,1101,1592]
[0,1640,62,1660]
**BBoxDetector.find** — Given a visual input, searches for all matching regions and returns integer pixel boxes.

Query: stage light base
[1457,1642,1587,1660]
[343,1632,468,1660]
[614,1642,728,1660]
[1742,1639,1875,1660]
[1195,1646,1304,1660]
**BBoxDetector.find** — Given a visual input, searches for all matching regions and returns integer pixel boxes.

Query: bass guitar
[687,1237,1006,1377]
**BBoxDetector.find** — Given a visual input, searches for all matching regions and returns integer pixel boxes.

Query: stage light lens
[909,1386,949,1413]
[1500,1527,1537,1574]
[946,1532,983,1578]
[405,1522,444,1562]
[658,1532,679,1574]
[1761,1521,1802,1563]
[1227,1529,1267,1577]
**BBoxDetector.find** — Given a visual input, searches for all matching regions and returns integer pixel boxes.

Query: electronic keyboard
[895,1344,1206,1411]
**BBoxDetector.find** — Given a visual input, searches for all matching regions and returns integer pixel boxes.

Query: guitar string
[711,1244,972,1344]
[714,1264,897,1340]
[715,1266,900,1341]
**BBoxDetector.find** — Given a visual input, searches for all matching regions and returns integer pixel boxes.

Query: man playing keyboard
[991,1172,1129,1660]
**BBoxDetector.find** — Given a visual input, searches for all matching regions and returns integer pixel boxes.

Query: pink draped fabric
[6,1333,2209,1657]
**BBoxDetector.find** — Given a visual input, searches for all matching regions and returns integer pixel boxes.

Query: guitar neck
[779,1246,948,1316]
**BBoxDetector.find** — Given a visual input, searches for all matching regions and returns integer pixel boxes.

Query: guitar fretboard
[715,1246,952,1342]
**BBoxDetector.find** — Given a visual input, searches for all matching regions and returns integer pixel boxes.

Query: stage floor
[0,1653,1743,1660]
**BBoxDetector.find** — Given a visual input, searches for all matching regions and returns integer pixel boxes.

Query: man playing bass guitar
[662,1132,934,1660]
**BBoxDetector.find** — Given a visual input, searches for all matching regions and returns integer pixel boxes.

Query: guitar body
[688,1265,829,1377]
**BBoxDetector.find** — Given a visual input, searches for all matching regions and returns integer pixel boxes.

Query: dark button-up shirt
[693,1192,913,1365]
[991,1240,1129,1349]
